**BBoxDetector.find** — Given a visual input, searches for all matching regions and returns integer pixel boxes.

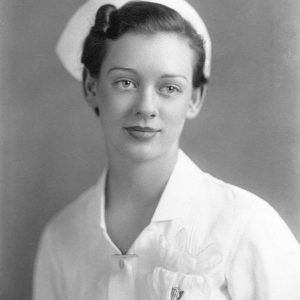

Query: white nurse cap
[56,0,211,81]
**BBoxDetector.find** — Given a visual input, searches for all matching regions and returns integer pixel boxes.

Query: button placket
[109,254,139,300]
[119,258,125,270]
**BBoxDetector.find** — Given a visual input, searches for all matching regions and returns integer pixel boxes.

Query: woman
[33,0,300,299]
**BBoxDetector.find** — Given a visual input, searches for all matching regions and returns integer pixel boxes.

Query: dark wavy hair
[81,1,207,88]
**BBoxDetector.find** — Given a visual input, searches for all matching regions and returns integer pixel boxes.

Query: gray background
[0,0,299,299]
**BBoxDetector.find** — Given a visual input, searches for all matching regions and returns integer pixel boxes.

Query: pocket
[149,267,211,300]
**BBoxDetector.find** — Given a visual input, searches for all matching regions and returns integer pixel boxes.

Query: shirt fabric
[33,150,300,300]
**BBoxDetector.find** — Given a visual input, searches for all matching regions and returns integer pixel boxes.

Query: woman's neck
[106,147,179,207]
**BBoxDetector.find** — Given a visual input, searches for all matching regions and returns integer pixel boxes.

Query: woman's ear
[83,68,98,109]
[186,85,207,120]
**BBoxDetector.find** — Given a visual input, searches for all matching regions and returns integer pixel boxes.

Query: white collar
[97,149,208,229]
[151,150,207,221]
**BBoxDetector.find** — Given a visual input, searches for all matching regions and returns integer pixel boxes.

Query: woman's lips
[124,126,161,140]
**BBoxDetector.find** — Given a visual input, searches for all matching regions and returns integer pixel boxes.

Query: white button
[119,259,125,269]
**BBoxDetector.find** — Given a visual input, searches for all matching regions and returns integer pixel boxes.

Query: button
[119,259,125,269]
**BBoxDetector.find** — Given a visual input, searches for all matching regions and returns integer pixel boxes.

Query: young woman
[33,0,300,299]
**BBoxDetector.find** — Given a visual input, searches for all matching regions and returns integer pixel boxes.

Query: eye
[159,85,181,96]
[114,79,136,90]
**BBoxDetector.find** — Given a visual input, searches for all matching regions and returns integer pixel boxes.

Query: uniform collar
[150,149,207,222]
[96,167,107,230]
[97,149,208,228]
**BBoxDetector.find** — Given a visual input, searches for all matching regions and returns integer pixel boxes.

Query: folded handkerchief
[159,228,223,274]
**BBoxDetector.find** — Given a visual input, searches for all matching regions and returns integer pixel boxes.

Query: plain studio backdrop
[0,0,299,299]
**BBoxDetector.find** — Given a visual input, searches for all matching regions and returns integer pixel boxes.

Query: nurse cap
[56,0,212,81]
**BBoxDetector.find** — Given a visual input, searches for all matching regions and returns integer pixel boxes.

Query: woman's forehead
[101,32,195,77]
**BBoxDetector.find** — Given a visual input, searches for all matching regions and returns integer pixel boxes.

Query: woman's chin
[118,145,163,163]
[105,134,179,164]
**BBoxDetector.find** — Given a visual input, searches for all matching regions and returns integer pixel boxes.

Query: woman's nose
[133,88,158,118]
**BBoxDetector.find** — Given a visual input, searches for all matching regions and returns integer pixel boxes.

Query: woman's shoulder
[203,171,266,209]
[199,169,284,228]
[175,150,276,224]
[199,169,299,247]
[42,181,101,244]
[182,159,300,261]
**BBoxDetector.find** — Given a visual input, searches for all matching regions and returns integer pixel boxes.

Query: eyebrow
[160,74,187,81]
[107,67,187,81]
[107,67,138,75]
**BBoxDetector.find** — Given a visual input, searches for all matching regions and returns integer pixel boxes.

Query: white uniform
[33,150,300,300]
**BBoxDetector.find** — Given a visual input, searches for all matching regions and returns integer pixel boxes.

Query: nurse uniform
[33,150,300,300]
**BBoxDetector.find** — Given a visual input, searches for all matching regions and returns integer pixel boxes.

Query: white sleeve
[226,200,300,299]
[33,225,66,300]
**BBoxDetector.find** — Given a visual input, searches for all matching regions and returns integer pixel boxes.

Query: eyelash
[159,85,182,95]
[113,80,182,95]
[114,79,136,89]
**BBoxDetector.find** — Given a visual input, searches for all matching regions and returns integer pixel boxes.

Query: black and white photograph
[1,0,300,299]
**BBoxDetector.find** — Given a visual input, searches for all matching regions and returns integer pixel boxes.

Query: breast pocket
[149,267,211,300]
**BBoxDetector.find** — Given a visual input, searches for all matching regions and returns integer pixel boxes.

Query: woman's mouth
[124,126,161,140]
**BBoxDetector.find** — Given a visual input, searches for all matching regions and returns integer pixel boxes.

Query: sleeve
[32,224,66,300]
[226,200,300,299]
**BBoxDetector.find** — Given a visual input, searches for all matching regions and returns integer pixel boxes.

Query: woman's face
[85,32,203,162]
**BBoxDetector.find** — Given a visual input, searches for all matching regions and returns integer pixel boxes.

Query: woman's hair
[81,1,207,88]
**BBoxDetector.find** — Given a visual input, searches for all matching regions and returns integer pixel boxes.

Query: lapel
[151,149,209,222]
[95,167,107,230]
[96,149,210,228]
